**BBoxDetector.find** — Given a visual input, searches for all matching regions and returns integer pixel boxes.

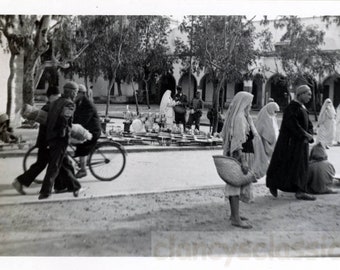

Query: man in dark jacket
[38,82,81,200]
[174,86,188,129]
[266,85,316,200]
[73,84,101,178]
[12,86,61,195]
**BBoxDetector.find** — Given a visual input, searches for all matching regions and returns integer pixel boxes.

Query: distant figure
[336,104,340,144]
[316,98,336,148]
[255,102,280,161]
[160,90,178,130]
[306,143,337,194]
[174,86,188,128]
[266,85,316,201]
[87,85,94,103]
[186,91,204,130]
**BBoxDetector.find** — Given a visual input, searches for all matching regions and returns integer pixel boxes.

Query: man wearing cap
[12,86,61,195]
[266,84,316,200]
[73,84,101,178]
[38,81,81,200]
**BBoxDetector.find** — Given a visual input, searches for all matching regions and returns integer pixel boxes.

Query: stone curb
[0,144,223,158]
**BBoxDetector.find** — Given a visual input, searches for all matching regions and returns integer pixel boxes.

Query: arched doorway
[322,75,340,108]
[158,73,176,102]
[252,74,264,109]
[178,73,197,102]
[266,74,289,110]
[234,80,244,94]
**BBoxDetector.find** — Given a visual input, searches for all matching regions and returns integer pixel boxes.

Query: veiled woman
[306,143,337,194]
[221,91,258,229]
[159,90,177,130]
[316,98,336,148]
[255,102,280,164]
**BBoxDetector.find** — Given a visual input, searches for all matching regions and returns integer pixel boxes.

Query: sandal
[231,221,252,229]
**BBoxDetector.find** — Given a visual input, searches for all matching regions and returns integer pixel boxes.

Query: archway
[266,74,289,110]
[252,74,264,109]
[178,73,197,102]
[322,74,340,108]
[158,73,176,102]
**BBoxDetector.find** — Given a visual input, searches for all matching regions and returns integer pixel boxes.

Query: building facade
[1,16,340,119]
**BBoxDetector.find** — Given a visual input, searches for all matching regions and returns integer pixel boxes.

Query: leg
[229,196,252,229]
[39,142,66,198]
[59,155,81,196]
[75,156,87,178]
[17,147,49,186]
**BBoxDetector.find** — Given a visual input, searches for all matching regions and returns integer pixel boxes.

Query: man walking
[38,82,81,200]
[266,85,316,200]
[12,86,61,194]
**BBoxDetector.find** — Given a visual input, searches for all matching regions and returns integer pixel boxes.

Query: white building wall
[0,36,10,114]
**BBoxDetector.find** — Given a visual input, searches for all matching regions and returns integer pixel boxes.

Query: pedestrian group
[10,83,339,230]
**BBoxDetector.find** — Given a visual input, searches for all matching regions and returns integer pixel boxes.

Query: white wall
[0,36,10,114]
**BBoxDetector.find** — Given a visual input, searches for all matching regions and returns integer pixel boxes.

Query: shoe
[295,192,316,201]
[12,178,26,195]
[324,189,338,194]
[54,188,68,194]
[269,187,278,198]
[73,188,81,197]
[75,170,87,178]
[38,193,50,200]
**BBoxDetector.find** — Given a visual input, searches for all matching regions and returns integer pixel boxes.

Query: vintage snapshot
[0,0,339,269]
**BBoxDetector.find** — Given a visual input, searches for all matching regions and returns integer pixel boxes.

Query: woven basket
[212,155,255,187]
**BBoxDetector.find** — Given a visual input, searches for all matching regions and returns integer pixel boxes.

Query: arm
[285,107,314,142]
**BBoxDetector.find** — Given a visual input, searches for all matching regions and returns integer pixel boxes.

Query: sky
[1,0,340,17]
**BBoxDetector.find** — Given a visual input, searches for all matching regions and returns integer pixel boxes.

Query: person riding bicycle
[73,84,101,178]
[12,86,61,195]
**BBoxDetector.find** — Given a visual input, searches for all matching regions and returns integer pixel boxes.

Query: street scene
[1,4,340,267]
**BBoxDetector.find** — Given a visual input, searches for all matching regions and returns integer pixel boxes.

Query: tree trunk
[131,82,139,115]
[6,52,24,127]
[211,75,225,133]
[105,77,115,119]
[143,79,151,109]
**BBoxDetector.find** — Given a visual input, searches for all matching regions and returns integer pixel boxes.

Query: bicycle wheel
[88,141,126,181]
[23,146,45,184]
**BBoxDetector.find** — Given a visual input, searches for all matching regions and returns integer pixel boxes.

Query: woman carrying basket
[220,91,259,229]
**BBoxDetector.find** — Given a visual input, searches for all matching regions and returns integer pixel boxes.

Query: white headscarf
[160,90,173,114]
[255,102,280,144]
[221,91,254,155]
[318,98,336,125]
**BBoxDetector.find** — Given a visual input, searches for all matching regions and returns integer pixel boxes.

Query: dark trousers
[175,112,186,126]
[187,113,201,130]
[40,140,81,195]
[17,146,49,187]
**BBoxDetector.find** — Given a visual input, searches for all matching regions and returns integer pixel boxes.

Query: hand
[306,133,314,143]
[241,164,249,175]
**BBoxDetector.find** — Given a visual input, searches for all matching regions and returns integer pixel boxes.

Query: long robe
[266,100,314,193]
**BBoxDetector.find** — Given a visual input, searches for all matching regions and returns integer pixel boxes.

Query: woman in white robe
[255,102,280,165]
[335,104,340,144]
[159,90,177,130]
[316,98,336,148]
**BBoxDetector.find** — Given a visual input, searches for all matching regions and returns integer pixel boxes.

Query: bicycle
[23,137,127,182]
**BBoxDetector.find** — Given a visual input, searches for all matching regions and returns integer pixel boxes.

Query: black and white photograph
[0,0,339,269]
